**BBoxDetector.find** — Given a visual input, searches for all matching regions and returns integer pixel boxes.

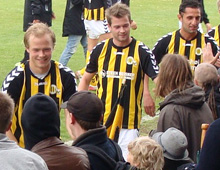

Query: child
[127,136,164,170]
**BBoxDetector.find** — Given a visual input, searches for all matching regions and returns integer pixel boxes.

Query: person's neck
[29,63,51,75]
[113,37,132,47]
[179,29,197,41]
[72,124,87,139]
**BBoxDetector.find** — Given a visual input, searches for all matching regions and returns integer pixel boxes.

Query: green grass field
[0,0,219,141]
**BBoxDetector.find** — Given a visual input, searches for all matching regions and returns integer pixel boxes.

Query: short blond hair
[24,23,56,48]
[128,136,164,170]
[105,3,131,26]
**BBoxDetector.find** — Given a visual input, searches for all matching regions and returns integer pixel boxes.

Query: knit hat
[152,127,191,161]
[21,93,60,150]
[61,91,103,122]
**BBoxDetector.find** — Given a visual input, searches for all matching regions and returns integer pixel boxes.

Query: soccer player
[207,0,220,47]
[78,3,159,159]
[153,0,218,71]
[180,0,212,33]
[1,23,77,147]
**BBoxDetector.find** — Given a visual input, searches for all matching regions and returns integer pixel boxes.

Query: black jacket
[62,0,86,36]
[23,0,52,31]
[73,126,123,170]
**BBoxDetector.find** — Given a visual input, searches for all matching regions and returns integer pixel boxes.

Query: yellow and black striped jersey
[1,61,77,147]
[84,0,108,21]
[208,25,220,47]
[86,38,159,129]
[152,30,218,71]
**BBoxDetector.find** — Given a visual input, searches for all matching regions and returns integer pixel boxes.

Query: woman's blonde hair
[155,54,193,97]
[128,136,164,170]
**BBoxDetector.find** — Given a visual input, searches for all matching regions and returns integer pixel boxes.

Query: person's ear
[6,121,12,131]
[194,79,199,86]
[177,13,182,22]
[99,114,103,121]
[69,113,75,124]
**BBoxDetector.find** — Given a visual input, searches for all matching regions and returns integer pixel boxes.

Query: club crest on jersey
[126,56,137,66]
[50,84,61,95]
[195,47,202,56]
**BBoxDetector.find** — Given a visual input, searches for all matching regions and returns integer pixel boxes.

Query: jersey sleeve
[139,43,159,80]
[60,66,77,102]
[86,42,105,73]
[152,33,172,64]
[1,66,24,104]
[205,34,219,56]
[207,28,215,39]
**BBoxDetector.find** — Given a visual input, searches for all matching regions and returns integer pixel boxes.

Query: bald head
[194,63,219,88]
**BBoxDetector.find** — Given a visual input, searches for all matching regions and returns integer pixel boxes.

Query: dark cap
[62,91,103,122]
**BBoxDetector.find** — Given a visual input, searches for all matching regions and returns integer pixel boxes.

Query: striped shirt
[86,38,159,129]
[152,30,218,71]
[84,0,107,21]
[208,25,220,47]
[1,61,77,147]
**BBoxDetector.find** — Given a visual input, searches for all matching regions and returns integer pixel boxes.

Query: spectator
[0,92,48,170]
[207,0,220,46]
[22,93,90,170]
[196,119,220,170]
[194,63,220,119]
[62,91,125,170]
[1,23,77,147]
[152,127,195,170]
[59,0,87,66]
[127,136,164,170]
[154,53,213,162]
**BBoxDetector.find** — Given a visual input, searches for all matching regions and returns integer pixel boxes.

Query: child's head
[194,63,219,90]
[127,136,164,170]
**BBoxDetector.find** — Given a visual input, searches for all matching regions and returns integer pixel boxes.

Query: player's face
[108,16,131,46]
[26,34,54,74]
[179,7,201,34]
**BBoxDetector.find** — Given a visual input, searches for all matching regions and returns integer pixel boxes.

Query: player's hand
[202,43,220,66]
[143,93,155,117]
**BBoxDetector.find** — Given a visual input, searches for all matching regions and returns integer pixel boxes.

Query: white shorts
[118,128,139,161]
[84,20,110,39]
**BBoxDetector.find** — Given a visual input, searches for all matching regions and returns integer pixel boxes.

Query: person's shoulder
[54,61,75,77]
[15,147,48,169]
[2,64,24,92]
[157,31,173,40]
[137,41,155,56]
[204,32,216,42]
